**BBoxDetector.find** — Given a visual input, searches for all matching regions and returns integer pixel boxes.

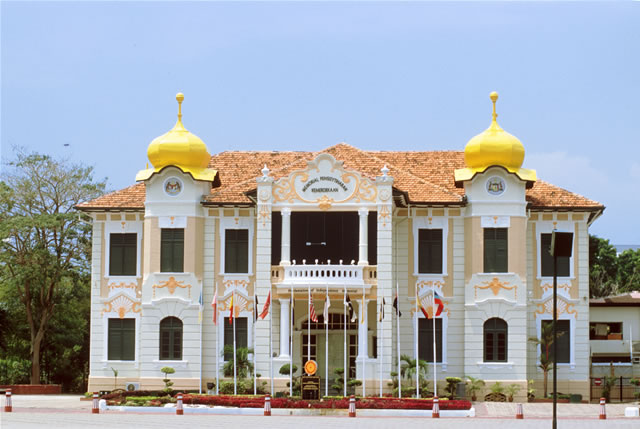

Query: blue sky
[1,1,638,244]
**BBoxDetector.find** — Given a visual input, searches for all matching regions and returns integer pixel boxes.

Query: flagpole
[362,285,366,397]
[215,284,219,395]
[325,284,329,398]
[199,290,203,394]
[432,283,437,398]
[379,297,383,397]
[415,289,419,398]
[396,282,401,399]
[270,286,274,396]
[290,286,293,397]
[253,291,257,396]
[630,324,634,363]
[233,291,237,396]
[343,285,347,397]
[308,285,311,366]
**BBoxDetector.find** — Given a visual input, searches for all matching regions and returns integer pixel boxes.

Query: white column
[279,299,290,358]
[357,299,369,359]
[280,208,292,266]
[358,208,369,266]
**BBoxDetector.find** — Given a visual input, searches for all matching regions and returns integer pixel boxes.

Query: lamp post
[550,230,573,429]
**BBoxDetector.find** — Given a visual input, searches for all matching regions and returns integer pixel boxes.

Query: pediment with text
[272,153,378,209]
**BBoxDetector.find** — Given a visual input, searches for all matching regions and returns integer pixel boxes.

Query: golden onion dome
[464,92,525,171]
[136,93,216,182]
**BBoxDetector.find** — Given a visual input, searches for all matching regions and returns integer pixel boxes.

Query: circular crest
[164,177,183,196]
[486,176,506,196]
[304,359,318,376]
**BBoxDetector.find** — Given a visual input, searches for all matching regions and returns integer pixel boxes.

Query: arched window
[160,317,183,360]
[484,318,507,362]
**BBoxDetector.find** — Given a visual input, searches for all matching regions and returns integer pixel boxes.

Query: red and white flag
[211,289,218,325]
[259,290,271,320]
[310,295,319,323]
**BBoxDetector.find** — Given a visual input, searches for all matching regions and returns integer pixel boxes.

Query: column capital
[281,207,292,216]
[358,207,369,216]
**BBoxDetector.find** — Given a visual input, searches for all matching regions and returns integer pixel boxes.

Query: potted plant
[527,379,536,402]
[505,383,521,402]
[465,376,485,401]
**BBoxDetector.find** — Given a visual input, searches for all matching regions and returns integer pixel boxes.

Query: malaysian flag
[309,295,319,323]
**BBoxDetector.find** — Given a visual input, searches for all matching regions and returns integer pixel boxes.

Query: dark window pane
[418,318,443,362]
[108,318,135,361]
[161,229,184,273]
[418,229,443,274]
[542,320,570,363]
[484,228,508,273]
[109,233,137,276]
[223,317,248,360]
[484,318,508,362]
[225,229,249,273]
[159,317,183,360]
[540,234,571,277]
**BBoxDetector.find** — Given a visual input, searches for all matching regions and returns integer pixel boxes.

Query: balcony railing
[271,264,377,287]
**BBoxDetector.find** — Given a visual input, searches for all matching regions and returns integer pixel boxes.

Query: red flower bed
[181,394,471,410]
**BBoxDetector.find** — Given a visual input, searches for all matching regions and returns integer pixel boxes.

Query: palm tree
[400,354,429,394]
[528,322,564,398]
[222,345,254,379]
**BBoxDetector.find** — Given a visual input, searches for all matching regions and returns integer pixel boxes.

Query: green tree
[222,346,254,379]
[617,249,640,293]
[0,150,105,384]
[528,322,564,398]
[589,235,619,298]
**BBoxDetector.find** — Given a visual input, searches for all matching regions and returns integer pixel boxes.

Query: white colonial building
[78,92,604,400]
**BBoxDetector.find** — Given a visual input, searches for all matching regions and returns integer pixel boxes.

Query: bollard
[516,403,524,419]
[432,396,440,418]
[4,389,12,413]
[91,392,99,414]
[348,395,356,417]
[599,397,606,420]
[264,394,271,416]
[176,393,184,415]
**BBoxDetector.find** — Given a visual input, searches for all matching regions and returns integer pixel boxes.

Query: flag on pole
[310,295,319,323]
[433,291,444,317]
[323,294,330,324]
[379,297,386,322]
[393,292,402,317]
[416,293,430,319]
[229,292,235,324]
[259,291,271,320]
[211,289,218,325]
[344,293,355,322]
[198,290,204,323]
[254,294,259,322]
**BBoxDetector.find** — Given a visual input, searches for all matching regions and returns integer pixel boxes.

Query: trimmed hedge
[181,394,471,410]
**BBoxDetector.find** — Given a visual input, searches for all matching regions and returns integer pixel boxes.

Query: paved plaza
[1,395,640,429]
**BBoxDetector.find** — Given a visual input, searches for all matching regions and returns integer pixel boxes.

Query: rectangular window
[589,322,623,340]
[161,229,184,273]
[225,229,249,273]
[540,234,571,277]
[418,318,443,363]
[542,320,570,363]
[109,233,137,276]
[418,229,443,274]
[302,334,317,363]
[223,317,248,360]
[484,228,508,273]
[108,318,135,361]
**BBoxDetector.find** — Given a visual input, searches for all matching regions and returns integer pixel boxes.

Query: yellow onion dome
[464,92,525,171]
[137,93,215,182]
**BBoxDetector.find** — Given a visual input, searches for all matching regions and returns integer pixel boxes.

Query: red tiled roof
[590,291,640,306]
[77,143,604,211]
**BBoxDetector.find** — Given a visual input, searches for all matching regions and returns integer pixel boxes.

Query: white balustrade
[280,264,372,286]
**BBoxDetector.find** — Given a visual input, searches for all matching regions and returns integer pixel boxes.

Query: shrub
[445,377,462,399]
[0,358,30,385]
[160,367,175,393]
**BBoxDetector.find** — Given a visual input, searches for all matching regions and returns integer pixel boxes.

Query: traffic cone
[432,396,440,418]
[264,394,271,416]
[4,389,12,413]
[348,395,356,417]
[516,403,523,419]
[599,397,606,420]
[176,393,184,415]
[91,392,99,414]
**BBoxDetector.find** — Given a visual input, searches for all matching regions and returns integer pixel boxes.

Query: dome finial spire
[490,91,499,122]
[176,92,184,122]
